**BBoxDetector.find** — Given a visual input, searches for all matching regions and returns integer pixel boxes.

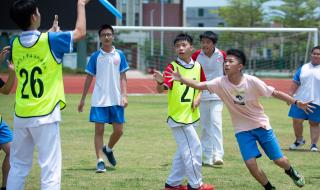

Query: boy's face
[200,38,215,55]
[311,48,320,65]
[174,40,193,61]
[224,55,243,75]
[99,28,113,46]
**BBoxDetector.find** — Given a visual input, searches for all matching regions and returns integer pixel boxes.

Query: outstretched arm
[164,67,208,91]
[272,90,314,113]
[73,0,91,42]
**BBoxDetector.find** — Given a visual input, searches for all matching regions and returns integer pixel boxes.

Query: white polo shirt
[192,48,225,101]
[85,47,129,107]
[293,62,320,106]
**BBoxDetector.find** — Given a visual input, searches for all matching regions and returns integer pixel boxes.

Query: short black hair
[311,45,320,53]
[200,31,218,44]
[173,33,193,45]
[227,49,246,66]
[98,24,114,36]
[10,0,38,31]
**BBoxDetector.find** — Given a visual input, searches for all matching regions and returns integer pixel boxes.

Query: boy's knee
[273,156,288,165]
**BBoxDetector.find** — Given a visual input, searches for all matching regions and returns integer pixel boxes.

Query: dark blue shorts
[90,106,125,124]
[235,128,283,161]
[0,120,13,145]
[288,103,320,123]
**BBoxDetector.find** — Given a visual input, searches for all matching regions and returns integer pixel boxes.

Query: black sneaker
[102,145,117,166]
[285,167,305,187]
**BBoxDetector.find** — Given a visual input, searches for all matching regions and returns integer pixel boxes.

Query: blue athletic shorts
[90,106,125,124]
[235,128,283,161]
[288,103,320,123]
[0,120,13,145]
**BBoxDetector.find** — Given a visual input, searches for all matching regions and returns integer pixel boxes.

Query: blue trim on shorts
[0,120,13,145]
[235,128,283,161]
[288,103,320,123]
[90,105,125,124]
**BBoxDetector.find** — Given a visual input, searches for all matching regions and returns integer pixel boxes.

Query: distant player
[78,24,129,173]
[0,46,15,190]
[165,49,310,190]
[288,45,320,152]
[192,31,226,166]
[8,0,91,189]
[154,33,214,190]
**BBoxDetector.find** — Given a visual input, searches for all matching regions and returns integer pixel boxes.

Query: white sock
[97,158,104,163]
[105,145,113,152]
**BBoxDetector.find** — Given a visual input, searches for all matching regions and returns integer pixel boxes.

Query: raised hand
[48,15,60,32]
[79,0,91,5]
[0,46,10,62]
[164,67,182,82]
[7,60,14,72]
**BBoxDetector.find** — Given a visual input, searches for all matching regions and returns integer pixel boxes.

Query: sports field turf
[0,94,319,190]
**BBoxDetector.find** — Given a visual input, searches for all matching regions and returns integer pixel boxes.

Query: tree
[219,0,268,27]
[269,0,320,27]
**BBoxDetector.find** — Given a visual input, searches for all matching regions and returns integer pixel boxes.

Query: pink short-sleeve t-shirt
[206,74,275,133]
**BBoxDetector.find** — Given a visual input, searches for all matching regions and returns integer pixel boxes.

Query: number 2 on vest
[20,67,44,99]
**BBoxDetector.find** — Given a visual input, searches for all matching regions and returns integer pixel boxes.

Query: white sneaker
[213,159,224,166]
[289,140,305,150]
[310,144,318,152]
[202,159,213,166]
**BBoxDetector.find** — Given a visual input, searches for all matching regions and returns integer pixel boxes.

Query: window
[135,13,140,26]
[218,22,225,27]
[122,13,127,26]
[198,8,204,17]
[198,23,204,27]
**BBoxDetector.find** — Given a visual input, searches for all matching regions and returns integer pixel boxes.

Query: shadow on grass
[65,166,116,172]
[281,148,319,153]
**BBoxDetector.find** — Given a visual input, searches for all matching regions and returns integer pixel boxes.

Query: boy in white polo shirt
[192,31,226,166]
[165,49,311,190]
[288,45,320,152]
[78,24,129,173]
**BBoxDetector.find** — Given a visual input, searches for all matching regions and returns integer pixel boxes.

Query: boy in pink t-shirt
[165,49,314,190]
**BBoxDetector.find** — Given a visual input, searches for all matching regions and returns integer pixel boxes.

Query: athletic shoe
[285,167,305,187]
[96,161,106,173]
[187,184,214,190]
[102,146,117,166]
[213,159,224,166]
[202,160,213,167]
[164,183,187,190]
[289,140,305,150]
[310,144,318,152]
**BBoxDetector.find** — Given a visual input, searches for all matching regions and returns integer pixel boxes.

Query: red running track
[3,75,292,94]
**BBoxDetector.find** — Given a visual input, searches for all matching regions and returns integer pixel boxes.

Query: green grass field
[0,94,319,190]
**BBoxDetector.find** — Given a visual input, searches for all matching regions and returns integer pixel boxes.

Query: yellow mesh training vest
[167,61,201,124]
[12,33,66,118]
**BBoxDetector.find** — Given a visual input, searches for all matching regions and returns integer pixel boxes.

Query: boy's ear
[30,13,37,25]
[239,63,244,70]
